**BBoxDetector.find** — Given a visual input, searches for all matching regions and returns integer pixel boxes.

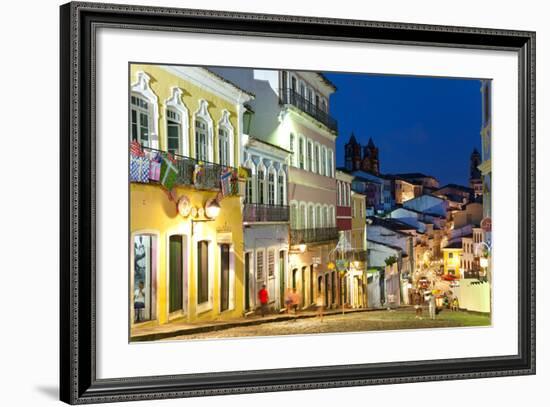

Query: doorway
[168,235,184,315]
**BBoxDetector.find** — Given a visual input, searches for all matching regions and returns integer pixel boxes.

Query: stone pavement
[131,306,391,342]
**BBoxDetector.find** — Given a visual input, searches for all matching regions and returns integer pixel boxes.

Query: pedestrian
[414,290,423,319]
[451,296,459,312]
[291,288,301,315]
[428,292,436,320]
[315,292,325,322]
[134,281,146,322]
[258,284,269,317]
[284,288,293,314]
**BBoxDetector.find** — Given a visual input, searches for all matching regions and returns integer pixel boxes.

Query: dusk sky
[323,72,482,186]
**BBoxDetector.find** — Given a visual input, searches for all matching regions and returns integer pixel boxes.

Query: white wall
[0,1,547,407]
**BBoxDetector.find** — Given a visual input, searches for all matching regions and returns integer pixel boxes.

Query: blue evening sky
[323,72,482,186]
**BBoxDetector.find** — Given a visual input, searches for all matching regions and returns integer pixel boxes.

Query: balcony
[243,203,289,223]
[279,88,337,132]
[290,227,339,245]
[132,146,239,193]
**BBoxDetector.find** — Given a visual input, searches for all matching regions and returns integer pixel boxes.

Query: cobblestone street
[166,309,490,340]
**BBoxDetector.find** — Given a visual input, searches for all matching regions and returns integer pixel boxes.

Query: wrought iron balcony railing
[279,88,337,132]
[132,145,238,193]
[290,227,339,245]
[243,203,290,223]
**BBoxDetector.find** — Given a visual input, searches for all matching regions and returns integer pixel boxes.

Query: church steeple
[345,132,362,171]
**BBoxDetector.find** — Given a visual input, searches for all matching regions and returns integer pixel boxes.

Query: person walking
[134,281,146,323]
[315,292,325,322]
[284,288,293,314]
[258,284,269,317]
[428,292,436,320]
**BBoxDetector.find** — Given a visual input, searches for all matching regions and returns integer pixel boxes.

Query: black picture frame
[60,1,536,404]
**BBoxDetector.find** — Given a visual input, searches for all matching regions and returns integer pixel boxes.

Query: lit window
[195,119,208,161]
[131,95,150,147]
[218,126,230,166]
[299,138,305,169]
[257,167,265,205]
[268,170,275,205]
[166,109,181,155]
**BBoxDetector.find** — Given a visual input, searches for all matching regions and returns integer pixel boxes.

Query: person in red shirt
[258,284,269,317]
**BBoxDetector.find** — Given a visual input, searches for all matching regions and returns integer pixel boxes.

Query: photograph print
[129,63,492,342]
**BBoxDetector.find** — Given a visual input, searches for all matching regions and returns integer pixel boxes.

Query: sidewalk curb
[131,307,394,342]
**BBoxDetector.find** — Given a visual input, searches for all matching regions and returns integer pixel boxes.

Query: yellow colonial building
[442,241,463,277]
[348,190,368,308]
[129,64,254,335]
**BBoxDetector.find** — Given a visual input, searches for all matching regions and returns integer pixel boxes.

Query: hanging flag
[148,151,161,182]
[130,155,150,183]
[159,153,178,190]
[220,169,232,197]
[130,140,144,157]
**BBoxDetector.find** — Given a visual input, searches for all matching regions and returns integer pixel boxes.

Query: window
[257,167,265,205]
[220,244,230,312]
[449,253,453,259]
[308,204,314,229]
[256,250,264,281]
[323,206,328,228]
[330,206,335,227]
[307,140,313,171]
[321,146,326,176]
[245,163,254,204]
[298,138,305,169]
[321,99,327,112]
[218,126,230,166]
[314,144,320,174]
[195,119,208,161]
[268,250,275,278]
[131,95,150,147]
[289,133,295,166]
[328,149,334,177]
[268,170,275,205]
[352,200,356,218]
[299,204,306,229]
[337,181,341,205]
[290,203,298,229]
[278,171,285,206]
[166,109,181,155]
[197,241,209,304]
[316,205,321,228]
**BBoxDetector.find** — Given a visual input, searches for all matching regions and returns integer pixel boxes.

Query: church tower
[345,132,362,171]
[361,137,380,175]
[470,148,482,197]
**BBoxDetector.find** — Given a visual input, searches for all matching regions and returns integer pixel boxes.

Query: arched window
[314,143,320,174]
[308,204,314,229]
[323,206,329,228]
[315,205,322,228]
[289,133,295,167]
[337,181,342,206]
[244,159,255,204]
[165,87,189,156]
[268,167,276,206]
[329,206,335,227]
[131,95,151,147]
[327,149,334,177]
[290,202,298,229]
[278,168,286,206]
[321,146,327,176]
[307,140,313,172]
[218,110,234,167]
[299,203,307,229]
[298,137,305,169]
[193,99,214,162]
[131,71,159,148]
[257,163,266,205]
